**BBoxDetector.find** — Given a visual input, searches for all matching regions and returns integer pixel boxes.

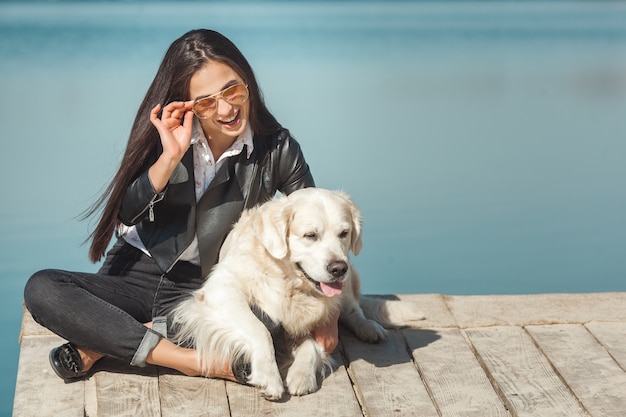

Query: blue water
[1,1,626,413]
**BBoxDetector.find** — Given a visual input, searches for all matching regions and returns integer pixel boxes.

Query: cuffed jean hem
[151,316,168,338]
[131,329,161,367]
[130,316,169,367]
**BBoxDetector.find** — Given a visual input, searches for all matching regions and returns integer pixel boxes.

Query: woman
[23,29,338,381]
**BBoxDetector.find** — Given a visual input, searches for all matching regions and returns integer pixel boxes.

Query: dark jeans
[23,239,205,367]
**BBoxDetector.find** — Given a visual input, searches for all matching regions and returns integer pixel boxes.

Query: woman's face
[189,60,250,144]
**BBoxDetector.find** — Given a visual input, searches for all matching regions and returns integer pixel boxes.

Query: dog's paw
[286,368,319,396]
[247,369,285,400]
[260,380,285,401]
[354,319,388,343]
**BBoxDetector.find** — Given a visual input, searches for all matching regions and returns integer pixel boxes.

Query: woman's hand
[311,308,340,355]
[148,101,194,193]
[150,101,195,161]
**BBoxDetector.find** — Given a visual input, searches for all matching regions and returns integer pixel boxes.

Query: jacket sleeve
[118,170,165,226]
[273,130,315,195]
[117,141,175,226]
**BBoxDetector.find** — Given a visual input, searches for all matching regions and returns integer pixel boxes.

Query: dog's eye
[304,232,318,241]
[339,230,349,239]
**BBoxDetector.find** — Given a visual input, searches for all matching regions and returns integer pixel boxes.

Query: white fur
[173,188,424,400]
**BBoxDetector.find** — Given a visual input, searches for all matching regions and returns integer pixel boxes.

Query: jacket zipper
[147,192,165,223]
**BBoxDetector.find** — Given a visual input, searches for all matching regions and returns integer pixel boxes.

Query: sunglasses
[192,83,249,119]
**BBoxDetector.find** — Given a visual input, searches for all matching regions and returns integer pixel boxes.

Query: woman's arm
[147,102,194,192]
[118,102,195,225]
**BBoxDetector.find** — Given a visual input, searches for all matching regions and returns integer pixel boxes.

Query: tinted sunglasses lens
[223,84,249,104]
[193,97,216,118]
[192,84,249,118]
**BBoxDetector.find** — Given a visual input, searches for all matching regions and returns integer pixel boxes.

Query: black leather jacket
[118,128,314,276]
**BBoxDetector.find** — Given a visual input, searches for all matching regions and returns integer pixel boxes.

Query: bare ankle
[144,338,238,381]
[78,347,104,372]
[206,361,238,382]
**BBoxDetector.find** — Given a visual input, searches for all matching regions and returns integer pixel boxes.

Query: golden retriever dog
[173,188,424,400]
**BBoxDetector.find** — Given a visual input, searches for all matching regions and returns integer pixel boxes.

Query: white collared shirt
[119,119,254,264]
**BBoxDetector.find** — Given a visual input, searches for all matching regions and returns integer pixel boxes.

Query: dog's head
[252,188,362,297]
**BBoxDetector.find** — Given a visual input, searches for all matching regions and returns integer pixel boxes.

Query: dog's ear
[340,192,363,256]
[253,200,291,259]
[350,204,363,255]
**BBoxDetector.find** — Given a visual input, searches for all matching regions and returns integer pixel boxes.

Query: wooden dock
[14,292,626,417]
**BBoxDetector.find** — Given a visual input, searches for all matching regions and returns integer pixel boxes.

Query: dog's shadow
[333,293,440,369]
[337,324,440,370]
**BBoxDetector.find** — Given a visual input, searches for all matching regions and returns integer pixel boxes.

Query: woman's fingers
[150,104,165,131]
[169,105,187,121]
[161,101,193,122]
[150,103,162,120]
[150,101,194,132]
[149,102,194,158]
[181,107,195,129]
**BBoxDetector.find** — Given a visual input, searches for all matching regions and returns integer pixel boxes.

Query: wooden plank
[446,293,626,328]
[225,382,267,417]
[341,329,438,417]
[527,324,626,417]
[404,328,511,417]
[85,376,99,417]
[376,293,458,328]
[465,326,589,417]
[159,372,230,417]
[13,335,85,417]
[227,348,363,417]
[585,321,626,370]
[91,358,160,417]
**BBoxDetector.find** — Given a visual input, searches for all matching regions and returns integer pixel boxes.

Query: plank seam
[337,339,367,417]
[223,375,234,417]
[461,328,517,417]
[155,367,165,417]
[400,331,443,417]
[523,325,593,417]
[84,376,98,417]
[583,322,626,373]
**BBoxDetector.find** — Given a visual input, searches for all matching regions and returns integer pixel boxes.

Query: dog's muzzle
[296,262,345,297]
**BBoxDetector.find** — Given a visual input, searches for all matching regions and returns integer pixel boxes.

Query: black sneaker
[49,343,87,381]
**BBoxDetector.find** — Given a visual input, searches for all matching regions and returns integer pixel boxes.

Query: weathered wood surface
[14,292,626,417]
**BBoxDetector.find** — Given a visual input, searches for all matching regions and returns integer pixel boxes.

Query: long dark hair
[84,29,282,262]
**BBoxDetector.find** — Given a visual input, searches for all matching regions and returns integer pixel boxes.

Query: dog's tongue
[320,281,343,297]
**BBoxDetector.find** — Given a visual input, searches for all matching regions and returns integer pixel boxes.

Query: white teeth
[219,110,239,124]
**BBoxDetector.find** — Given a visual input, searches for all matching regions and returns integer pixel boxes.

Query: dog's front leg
[245,322,285,400]
[339,274,388,343]
[340,295,387,342]
[286,337,328,396]
[203,285,285,400]
[226,304,284,399]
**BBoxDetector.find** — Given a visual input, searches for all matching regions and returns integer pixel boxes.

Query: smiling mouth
[218,110,241,126]
[296,263,344,297]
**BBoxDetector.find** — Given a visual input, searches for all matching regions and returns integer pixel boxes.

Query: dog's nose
[327,261,348,278]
